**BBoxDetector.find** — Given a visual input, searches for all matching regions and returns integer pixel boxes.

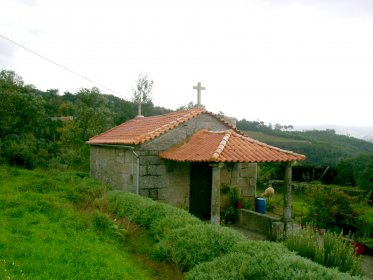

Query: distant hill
[294,125,373,143]
[241,128,373,167]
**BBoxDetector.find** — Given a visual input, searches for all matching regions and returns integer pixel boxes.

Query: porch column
[210,163,224,225]
[283,161,294,222]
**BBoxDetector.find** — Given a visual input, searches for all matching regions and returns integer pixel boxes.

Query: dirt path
[362,255,373,279]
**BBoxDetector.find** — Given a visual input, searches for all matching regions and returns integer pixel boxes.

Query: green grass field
[0,166,160,280]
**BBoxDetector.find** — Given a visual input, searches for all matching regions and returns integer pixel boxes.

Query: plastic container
[255,197,266,214]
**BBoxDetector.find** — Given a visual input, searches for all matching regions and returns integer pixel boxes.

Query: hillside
[295,125,373,143]
[1,166,365,279]
[0,166,180,279]
[242,129,373,167]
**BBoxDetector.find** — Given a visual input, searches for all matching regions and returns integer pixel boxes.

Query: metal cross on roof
[193,82,206,106]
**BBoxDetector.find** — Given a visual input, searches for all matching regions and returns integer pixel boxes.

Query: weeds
[285,226,362,276]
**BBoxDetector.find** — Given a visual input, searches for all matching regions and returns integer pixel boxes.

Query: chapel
[87,85,305,224]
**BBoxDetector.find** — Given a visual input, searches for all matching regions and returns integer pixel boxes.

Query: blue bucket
[255,197,266,214]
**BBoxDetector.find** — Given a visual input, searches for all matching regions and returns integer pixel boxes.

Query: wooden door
[189,163,212,220]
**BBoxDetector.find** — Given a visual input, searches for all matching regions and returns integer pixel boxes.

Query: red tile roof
[160,129,306,163]
[87,108,238,145]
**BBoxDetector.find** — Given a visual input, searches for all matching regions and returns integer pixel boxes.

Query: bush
[107,191,154,222]
[149,209,201,241]
[105,190,364,278]
[186,247,363,280]
[305,186,361,233]
[231,239,290,256]
[153,224,246,271]
[107,191,201,238]
[285,227,362,276]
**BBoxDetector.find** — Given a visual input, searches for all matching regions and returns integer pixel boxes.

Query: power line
[0,33,119,95]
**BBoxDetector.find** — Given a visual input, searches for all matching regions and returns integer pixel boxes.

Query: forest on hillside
[237,119,373,190]
[1,69,372,191]
[0,70,171,170]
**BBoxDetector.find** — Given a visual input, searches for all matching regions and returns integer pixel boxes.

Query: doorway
[189,162,212,220]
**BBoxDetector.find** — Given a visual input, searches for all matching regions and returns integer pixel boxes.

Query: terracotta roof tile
[86,108,240,145]
[160,129,306,163]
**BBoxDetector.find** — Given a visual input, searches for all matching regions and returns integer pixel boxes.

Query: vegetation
[132,73,154,116]
[0,165,367,279]
[239,120,373,188]
[186,240,363,280]
[0,166,156,279]
[104,189,364,278]
[304,186,362,232]
[285,227,361,275]
[2,68,373,190]
[0,69,170,171]
[255,182,373,252]
[238,120,373,168]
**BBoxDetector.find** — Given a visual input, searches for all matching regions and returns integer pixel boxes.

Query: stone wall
[238,208,285,240]
[90,145,137,193]
[89,113,257,209]
[135,113,231,207]
[219,162,257,198]
[140,114,230,151]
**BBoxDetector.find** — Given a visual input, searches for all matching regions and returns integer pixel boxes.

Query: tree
[132,73,154,116]
[0,71,45,138]
[61,87,112,144]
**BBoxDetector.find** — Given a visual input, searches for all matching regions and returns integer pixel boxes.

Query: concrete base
[238,208,290,241]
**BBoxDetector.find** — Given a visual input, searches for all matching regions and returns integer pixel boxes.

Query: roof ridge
[211,130,232,161]
[136,109,206,144]
[205,111,247,136]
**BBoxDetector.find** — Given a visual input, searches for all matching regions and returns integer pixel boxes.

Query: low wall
[238,208,285,241]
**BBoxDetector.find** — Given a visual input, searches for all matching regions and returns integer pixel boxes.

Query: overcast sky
[1,0,373,126]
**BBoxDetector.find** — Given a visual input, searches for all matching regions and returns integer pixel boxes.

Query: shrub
[107,191,154,222]
[305,186,361,233]
[231,239,290,256]
[107,191,201,238]
[285,227,362,276]
[153,224,246,271]
[149,209,201,241]
[105,190,364,278]
[285,226,321,261]
[186,249,363,280]
[322,231,361,275]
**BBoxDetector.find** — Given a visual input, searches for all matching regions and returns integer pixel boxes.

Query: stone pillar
[210,163,224,225]
[283,161,294,222]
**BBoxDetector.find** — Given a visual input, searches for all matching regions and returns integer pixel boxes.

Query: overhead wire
[0,33,119,95]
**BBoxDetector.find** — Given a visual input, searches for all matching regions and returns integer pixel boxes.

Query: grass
[362,207,373,225]
[0,166,177,280]
[256,187,309,222]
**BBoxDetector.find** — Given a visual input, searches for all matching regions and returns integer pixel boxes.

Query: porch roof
[159,129,306,163]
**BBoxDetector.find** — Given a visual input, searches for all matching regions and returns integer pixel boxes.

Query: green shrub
[105,189,364,278]
[185,253,248,280]
[285,226,321,260]
[322,231,361,275]
[149,208,201,241]
[231,239,290,256]
[107,190,201,236]
[285,227,362,276]
[154,224,246,271]
[186,250,363,280]
[107,191,150,219]
[305,186,361,233]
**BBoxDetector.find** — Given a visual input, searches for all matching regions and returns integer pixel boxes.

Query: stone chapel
[87,96,305,224]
